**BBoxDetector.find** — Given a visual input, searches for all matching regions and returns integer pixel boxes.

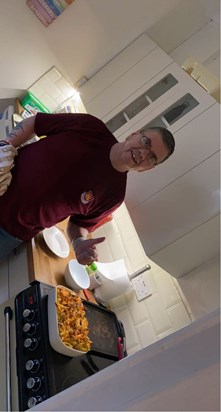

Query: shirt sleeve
[34,112,106,137]
[69,201,123,233]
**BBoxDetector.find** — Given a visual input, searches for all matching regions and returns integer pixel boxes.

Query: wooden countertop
[27,218,97,303]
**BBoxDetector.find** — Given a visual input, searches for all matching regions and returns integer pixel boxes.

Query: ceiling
[44,0,220,87]
[0,0,219,94]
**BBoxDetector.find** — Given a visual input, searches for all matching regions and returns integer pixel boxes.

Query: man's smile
[131,149,138,164]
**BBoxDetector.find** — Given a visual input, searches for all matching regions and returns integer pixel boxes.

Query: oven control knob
[25,359,40,373]
[23,309,35,321]
[26,377,41,391]
[27,395,43,408]
[23,322,36,335]
[24,338,38,351]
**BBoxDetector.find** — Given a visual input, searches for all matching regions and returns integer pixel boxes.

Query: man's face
[122,129,169,172]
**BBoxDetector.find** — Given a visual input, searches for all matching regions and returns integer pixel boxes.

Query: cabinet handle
[4,306,13,412]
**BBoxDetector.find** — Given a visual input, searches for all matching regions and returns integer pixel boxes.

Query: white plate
[43,227,70,258]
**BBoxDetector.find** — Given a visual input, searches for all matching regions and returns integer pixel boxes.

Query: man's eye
[141,136,149,147]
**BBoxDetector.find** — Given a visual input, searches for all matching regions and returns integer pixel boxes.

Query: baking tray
[83,300,123,358]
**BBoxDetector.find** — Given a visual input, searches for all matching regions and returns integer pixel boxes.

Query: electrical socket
[132,274,152,302]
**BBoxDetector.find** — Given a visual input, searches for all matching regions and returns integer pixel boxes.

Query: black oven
[14,281,126,411]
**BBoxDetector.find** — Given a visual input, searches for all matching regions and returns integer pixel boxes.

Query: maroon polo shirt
[0,113,127,240]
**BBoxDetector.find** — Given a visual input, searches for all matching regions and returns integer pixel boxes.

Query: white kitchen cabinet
[104,70,180,134]
[80,34,157,106]
[124,101,220,277]
[129,151,220,272]
[8,245,29,299]
[82,46,173,119]
[105,63,216,141]
[0,258,9,304]
[80,33,220,278]
[151,215,220,279]
[125,103,220,209]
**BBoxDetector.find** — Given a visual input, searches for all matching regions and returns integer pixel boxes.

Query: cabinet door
[80,33,156,105]
[151,215,220,278]
[0,258,9,304]
[84,47,173,118]
[8,244,29,298]
[129,151,220,256]
[103,63,192,135]
[104,64,180,134]
[103,63,216,140]
[125,103,220,210]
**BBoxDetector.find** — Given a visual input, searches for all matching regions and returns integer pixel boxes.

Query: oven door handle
[4,306,13,412]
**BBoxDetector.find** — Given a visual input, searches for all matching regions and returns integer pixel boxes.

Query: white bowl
[65,259,90,291]
[47,285,90,357]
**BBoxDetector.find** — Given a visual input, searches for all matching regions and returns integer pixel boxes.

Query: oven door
[0,298,19,411]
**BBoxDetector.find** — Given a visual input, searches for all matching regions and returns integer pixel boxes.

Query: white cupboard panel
[103,63,184,133]
[103,62,215,138]
[80,34,156,104]
[0,258,9,304]
[8,244,29,299]
[129,152,220,256]
[85,48,173,118]
[125,103,220,210]
[150,215,220,278]
[115,82,216,142]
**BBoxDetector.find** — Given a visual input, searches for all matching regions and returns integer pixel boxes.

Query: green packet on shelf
[20,92,51,114]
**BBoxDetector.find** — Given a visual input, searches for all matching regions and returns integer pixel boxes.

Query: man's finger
[85,237,105,246]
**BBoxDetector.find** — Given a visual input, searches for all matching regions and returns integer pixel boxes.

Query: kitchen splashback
[93,203,192,355]
[93,203,219,355]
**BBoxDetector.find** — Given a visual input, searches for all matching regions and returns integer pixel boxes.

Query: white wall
[0,0,218,96]
[174,255,220,320]
[146,0,220,55]
[169,20,220,77]
[0,1,61,92]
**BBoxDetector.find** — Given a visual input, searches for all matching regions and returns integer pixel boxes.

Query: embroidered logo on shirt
[80,190,94,204]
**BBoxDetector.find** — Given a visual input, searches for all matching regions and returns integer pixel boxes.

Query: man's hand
[0,171,13,196]
[0,143,18,196]
[73,237,105,265]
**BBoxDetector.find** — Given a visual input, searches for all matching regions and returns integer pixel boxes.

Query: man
[0,113,175,263]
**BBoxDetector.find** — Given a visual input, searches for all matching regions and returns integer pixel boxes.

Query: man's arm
[0,116,37,196]
[67,220,105,265]
[6,115,36,148]
[67,220,90,241]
